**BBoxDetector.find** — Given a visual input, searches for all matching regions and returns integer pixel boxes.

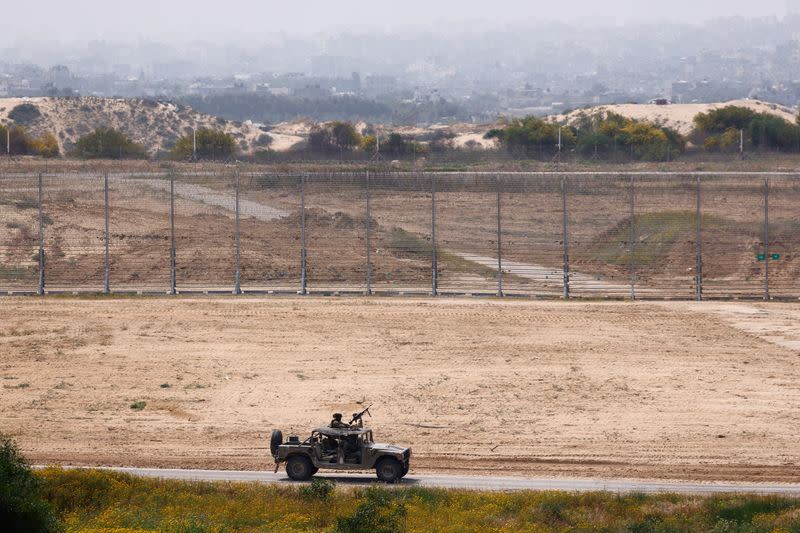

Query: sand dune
[551,99,799,135]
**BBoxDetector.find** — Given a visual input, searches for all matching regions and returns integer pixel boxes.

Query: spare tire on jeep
[270,429,283,456]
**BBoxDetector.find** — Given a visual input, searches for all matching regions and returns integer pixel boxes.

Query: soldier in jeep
[329,413,350,429]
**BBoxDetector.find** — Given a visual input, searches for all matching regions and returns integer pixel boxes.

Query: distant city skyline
[0,0,793,45]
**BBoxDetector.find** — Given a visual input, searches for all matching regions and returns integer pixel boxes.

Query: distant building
[364,75,397,97]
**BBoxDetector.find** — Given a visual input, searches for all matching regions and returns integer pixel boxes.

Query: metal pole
[764,177,770,301]
[629,175,636,300]
[300,173,307,295]
[496,175,503,297]
[234,170,242,295]
[561,177,570,299]
[365,170,372,296]
[37,172,44,295]
[431,173,438,296]
[169,172,176,295]
[103,173,110,295]
[695,176,703,301]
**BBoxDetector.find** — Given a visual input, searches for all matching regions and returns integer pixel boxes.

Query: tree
[171,128,236,160]
[693,106,757,134]
[306,121,362,154]
[30,133,60,158]
[8,103,42,125]
[691,106,800,152]
[486,117,574,157]
[330,121,361,150]
[72,128,147,159]
[0,433,61,532]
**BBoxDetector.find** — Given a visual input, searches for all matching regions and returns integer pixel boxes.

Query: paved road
[86,467,800,495]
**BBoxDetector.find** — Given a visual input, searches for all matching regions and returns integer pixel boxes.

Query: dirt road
[2,297,799,482]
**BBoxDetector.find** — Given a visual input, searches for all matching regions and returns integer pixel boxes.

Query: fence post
[431,173,438,296]
[695,176,703,301]
[561,176,570,299]
[37,172,45,295]
[299,173,307,295]
[629,175,636,300]
[496,175,503,297]
[365,170,372,295]
[764,177,770,301]
[169,172,176,295]
[234,170,242,295]
[103,173,110,295]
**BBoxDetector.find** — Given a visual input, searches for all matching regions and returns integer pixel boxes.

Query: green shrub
[335,487,407,533]
[130,401,147,411]
[71,128,147,159]
[8,103,42,125]
[299,478,336,500]
[171,128,236,160]
[0,433,61,532]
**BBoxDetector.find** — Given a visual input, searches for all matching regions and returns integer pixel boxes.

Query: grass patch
[129,401,147,411]
[582,210,726,267]
[0,266,30,280]
[3,382,30,389]
[33,468,800,532]
[13,197,38,210]
[386,226,527,283]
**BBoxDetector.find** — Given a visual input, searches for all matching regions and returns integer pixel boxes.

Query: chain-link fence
[1,171,798,300]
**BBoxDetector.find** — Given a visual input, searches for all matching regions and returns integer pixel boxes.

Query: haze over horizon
[0,0,794,44]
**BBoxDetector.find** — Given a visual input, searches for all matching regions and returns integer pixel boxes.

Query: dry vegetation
[0,97,268,156]
[36,469,800,532]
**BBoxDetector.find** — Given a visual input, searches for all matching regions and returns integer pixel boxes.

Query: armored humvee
[270,426,411,482]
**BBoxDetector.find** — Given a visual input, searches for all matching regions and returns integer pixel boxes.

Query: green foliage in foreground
[0,435,61,533]
[36,468,800,532]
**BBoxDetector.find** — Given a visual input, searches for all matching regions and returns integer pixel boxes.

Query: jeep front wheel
[375,458,402,483]
[286,456,314,481]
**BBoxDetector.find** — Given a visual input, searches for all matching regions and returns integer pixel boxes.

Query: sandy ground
[1,297,799,482]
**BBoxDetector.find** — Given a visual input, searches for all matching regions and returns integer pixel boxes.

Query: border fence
[1,171,799,300]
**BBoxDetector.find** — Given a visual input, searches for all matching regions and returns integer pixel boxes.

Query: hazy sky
[0,0,793,44]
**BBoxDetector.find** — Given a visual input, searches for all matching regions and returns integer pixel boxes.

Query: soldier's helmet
[333,413,343,420]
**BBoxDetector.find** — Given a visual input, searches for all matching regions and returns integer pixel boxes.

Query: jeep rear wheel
[286,456,314,481]
[375,458,402,483]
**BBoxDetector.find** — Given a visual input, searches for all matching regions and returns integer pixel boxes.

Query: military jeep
[270,426,411,482]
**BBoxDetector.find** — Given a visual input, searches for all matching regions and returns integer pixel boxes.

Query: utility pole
[764,178,770,301]
[37,173,45,296]
[365,170,372,296]
[169,173,176,295]
[192,128,197,160]
[431,173,438,296]
[561,177,570,299]
[496,175,503,297]
[629,176,636,300]
[103,173,110,295]
[740,129,744,158]
[695,176,703,301]
[299,173,307,295]
[234,170,242,295]
[556,126,562,170]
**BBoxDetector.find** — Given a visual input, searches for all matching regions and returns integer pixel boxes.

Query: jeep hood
[368,443,410,453]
